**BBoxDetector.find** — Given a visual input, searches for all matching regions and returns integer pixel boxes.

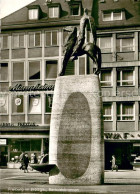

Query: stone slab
[49,75,104,185]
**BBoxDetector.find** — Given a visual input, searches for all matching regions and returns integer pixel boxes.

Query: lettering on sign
[0,122,38,127]
[9,84,55,92]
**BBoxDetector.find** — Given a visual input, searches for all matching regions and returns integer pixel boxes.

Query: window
[45,94,53,113]
[13,62,24,81]
[45,31,58,46]
[71,4,80,16]
[103,11,123,21]
[45,61,57,79]
[116,38,134,52]
[0,63,8,81]
[29,61,40,80]
[12,95,24,113]
[63,30,69,46]
[79,57,86,75]
[29,9,39,20]
[29,95,41,114]
[0,95,8,114]
[12,34,24,48]
[29,32,41,47]
[1,35,9,49]
[100,69,112,87]
[117,103,134,121]
[103,103,112,121]
[65,60,75,75]
[117,68,134,86]
[49,7,59,18]
[97,37,112,53]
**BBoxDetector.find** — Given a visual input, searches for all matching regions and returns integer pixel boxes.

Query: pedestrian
[30,153,38,164]
[23,153,29,173]
[111,155,118,171]
[19,152,25,170]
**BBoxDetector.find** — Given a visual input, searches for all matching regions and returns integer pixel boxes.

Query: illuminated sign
[9,84,55,92]
[0,139,7,145]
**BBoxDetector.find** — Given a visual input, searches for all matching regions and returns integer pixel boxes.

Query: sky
[0,0,35,19]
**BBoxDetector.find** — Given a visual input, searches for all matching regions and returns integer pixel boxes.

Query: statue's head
[84,8,88,15]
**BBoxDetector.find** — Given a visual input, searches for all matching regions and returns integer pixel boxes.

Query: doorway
[105,142,133,170]
[0,146,8,166]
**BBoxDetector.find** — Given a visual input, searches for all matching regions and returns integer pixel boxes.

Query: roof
[98,0,140,29]
[1,0,94,31]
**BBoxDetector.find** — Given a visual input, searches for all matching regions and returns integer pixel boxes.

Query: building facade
[1,0,140,169]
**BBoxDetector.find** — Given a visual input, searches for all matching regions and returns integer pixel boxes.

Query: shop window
[0,63,8,81]
[97,36,112,53]
[45,31,58,46]
[31,139,41,151]
[29,61,40,80]
[117,103,134,121]
[116,33,134,52]
[45,94,53,113]
[29,9,39,20]
[103,103,112,121]
[12,95,24,114]
[103,10,123,21]
[29,32,41,47]
[79,57,86,75]
[29,95,41,114]
[117,68,134,86]
[49,7,59,18]
[100,69,112,87]
[13,62,24,81]
[1,35,9,49]
[0,95,8,114]
[12,34,24,48]
[21,141,30,152]
[45,60,57,79]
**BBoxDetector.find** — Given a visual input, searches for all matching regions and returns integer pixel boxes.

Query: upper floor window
[103,10,123,21]
[79,57,86,75]
[116,33,134,52]
[97,36,112,53]
[12,62,24,81]
[29,32,41,47]
[117,68,134,86]
[45,60,58,79]
[45,94,53,113]
[12,95,24,114]
[1,35,9,49]
[45,31,58,46]
[29,61,40,80]
[103,103,112,121]
[28,95,41,114]
[70,3,81,16]
[100,69,112,87]
[49,7,59,18]
[29,9,39,20]
[0,95,8,114]
[117,102,134,121]
[0,63,8,81]
[12,34,24,48]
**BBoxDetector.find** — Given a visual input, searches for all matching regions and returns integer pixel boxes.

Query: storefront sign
[104,132,140,140]
[0,139,7,145]
[9,83,55,92]
[0,122,38,127]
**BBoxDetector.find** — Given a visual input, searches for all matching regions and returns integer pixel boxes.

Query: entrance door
[0,146,8,166]
[105,142,133,170]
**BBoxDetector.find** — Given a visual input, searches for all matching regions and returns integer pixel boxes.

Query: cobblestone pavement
[1,168,140,193]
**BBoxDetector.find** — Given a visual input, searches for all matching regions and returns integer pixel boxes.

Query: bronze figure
[59,9,101,76]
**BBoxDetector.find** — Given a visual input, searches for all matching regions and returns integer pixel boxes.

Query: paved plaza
[1,168,140,193]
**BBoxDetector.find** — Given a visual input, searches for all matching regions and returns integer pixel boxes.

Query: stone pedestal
[49,75,104,185]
